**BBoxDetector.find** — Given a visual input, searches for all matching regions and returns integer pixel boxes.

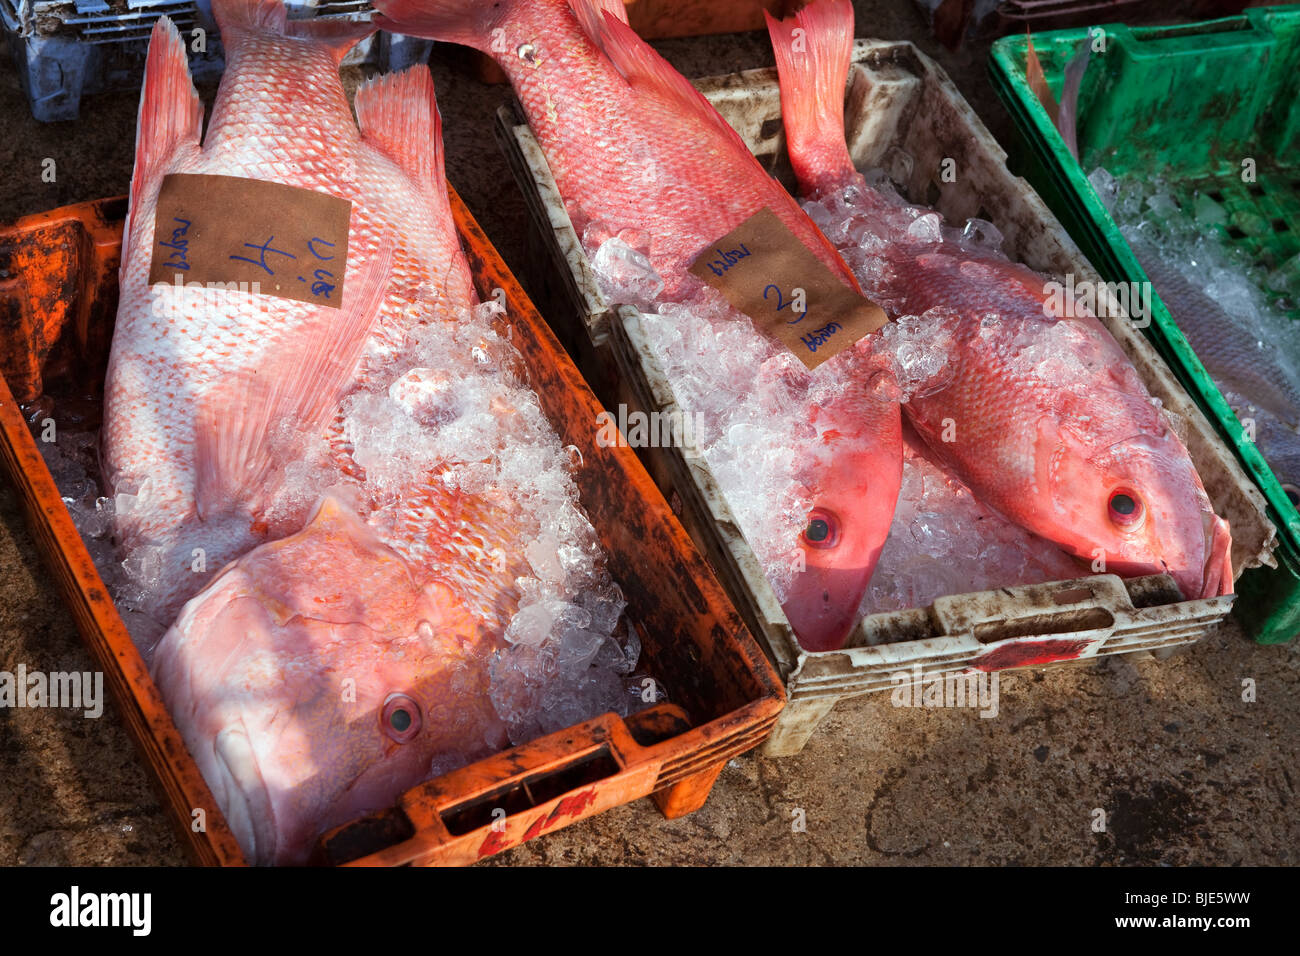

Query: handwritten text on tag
[149,173,352,308]
[689,207,886,370]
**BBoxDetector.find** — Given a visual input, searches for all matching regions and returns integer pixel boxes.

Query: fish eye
[1107,489,1145,529]
[381,694,422,744]
[803,509,840,548]
[1283,484,1300,507]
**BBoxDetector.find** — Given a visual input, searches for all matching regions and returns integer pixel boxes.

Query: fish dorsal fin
[127,17,203,262]
[584,10,746,147]
[212,0,374,61]
[355,66,444,208]
[194,232,396,522]
[569,0,629,41]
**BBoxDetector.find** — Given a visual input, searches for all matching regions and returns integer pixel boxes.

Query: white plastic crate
[494,38,1278,755]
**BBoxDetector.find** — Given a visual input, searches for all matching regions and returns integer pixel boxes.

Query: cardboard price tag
[689,207,886,370]
[148,173,352,308]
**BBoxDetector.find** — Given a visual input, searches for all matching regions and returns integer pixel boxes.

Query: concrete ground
[2,1,1297,867]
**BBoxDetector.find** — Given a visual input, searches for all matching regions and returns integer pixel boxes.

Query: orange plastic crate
[0,194,784,866]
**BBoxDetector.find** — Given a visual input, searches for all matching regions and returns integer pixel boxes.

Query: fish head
[782,400,903,652]
[153,497,506,865]
[1037,409,1233,601]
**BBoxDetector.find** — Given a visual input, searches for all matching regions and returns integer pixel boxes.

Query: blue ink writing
[158,218,192,272]
[309,269,336,299]
[307,237,336,260]
[763,284,808,325]
[230,236,297,276]
[705,243,751,277]
[800,322,843,353]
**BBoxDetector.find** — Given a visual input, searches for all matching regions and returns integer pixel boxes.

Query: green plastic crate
[989,6,1300,643]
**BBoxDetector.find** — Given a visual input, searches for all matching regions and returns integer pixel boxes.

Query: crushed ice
[32,297,656,756]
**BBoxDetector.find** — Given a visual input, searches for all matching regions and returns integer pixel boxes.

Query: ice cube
[1193,192,1227,225]
[906,212,943,243]
[1087,166,1118,211]
[504,602,554,646]
[591,237,665,308]
[960,218,1004,254]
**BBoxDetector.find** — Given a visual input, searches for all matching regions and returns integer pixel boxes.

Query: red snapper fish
[129,0,531,865]
[102,0,473,632]
[766,0,1233,601]
[376,0,903,650]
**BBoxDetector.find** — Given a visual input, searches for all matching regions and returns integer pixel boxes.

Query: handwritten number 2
[764,284,806,324]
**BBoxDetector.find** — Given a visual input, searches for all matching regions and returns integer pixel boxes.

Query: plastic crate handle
[930,575,1125,671]
[318,703,692,865]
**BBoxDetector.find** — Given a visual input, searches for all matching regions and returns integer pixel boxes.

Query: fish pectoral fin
[126,17,202,261]
[194,233,396,522]
[1203,513,1234,598]
[584,8,753,150]
[356,67,447,212]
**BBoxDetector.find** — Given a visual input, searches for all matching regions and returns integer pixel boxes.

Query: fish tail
[765,0,858,196]
[211,0,374,61]
[371,0,521,51]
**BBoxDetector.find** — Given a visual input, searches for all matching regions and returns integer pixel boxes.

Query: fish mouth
[781,565,869,652]
[213,724,278,865]
[1197,513,1234,599]
[1112,513,1233,601]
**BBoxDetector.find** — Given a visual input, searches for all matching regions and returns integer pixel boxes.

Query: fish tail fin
[765,0,857,196]
[127,17,203,260]
[372,0,513,50]
[194,234,395,521]
[1025,34,1091,162]
[211,0,374,61]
